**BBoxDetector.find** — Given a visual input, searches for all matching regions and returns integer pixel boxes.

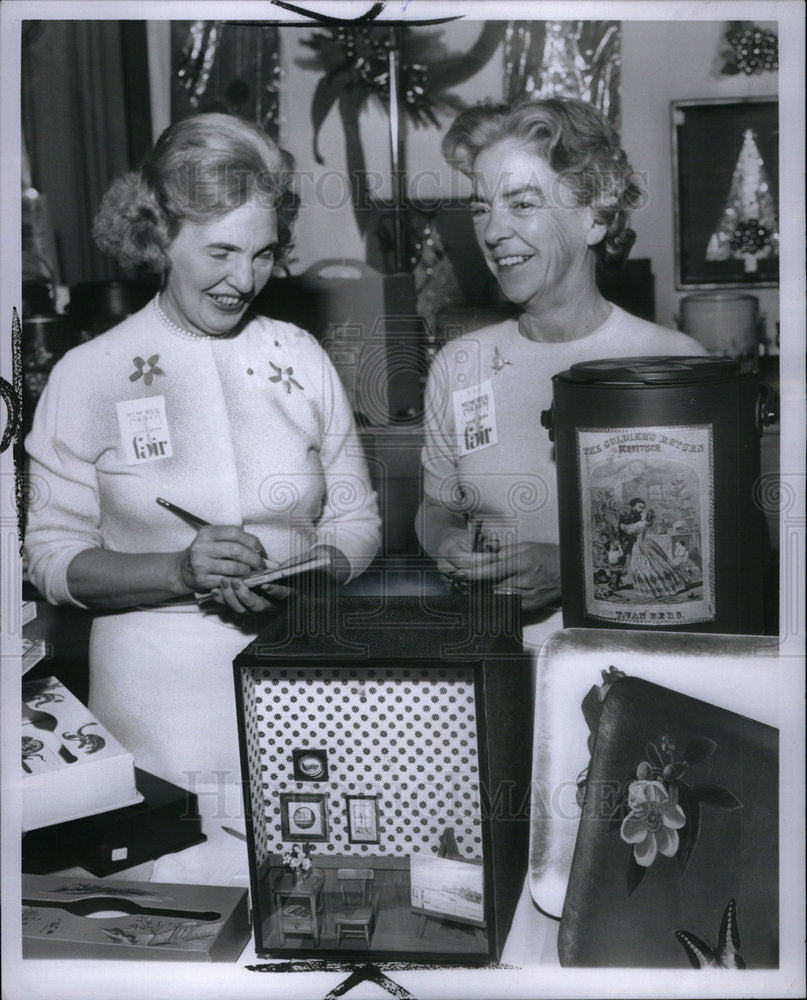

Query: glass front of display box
[238,663,490,958]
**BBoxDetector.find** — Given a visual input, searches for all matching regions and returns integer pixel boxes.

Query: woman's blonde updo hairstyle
[94,113,297,273]
[442,96,642,270]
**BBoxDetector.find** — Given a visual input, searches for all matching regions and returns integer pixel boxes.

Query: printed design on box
[577,424,715,626]
[239,666,482,861]
[21,678,64,708]
[102,916,222,948]
[22,735,46,767]
[45,881,164,899]
[61,722,105,754]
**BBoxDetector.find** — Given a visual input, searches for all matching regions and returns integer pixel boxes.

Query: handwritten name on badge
[453,380,498,457]
[116,396,174,465]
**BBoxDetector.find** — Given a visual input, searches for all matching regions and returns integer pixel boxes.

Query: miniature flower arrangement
[283,843,314,883]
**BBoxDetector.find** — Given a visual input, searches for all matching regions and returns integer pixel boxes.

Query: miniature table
[271,868,326,946]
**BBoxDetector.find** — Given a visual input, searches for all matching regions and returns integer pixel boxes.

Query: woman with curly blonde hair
[25,113,380,800]
[418,97,705,614]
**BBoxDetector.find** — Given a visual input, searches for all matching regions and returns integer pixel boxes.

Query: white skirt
[88,606,259,806]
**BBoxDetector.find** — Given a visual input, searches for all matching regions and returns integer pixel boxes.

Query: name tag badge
[116,396,174,465]
[453,379,498,457]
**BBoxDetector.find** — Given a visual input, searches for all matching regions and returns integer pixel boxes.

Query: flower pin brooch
[491,346,512,374]
[269,362,303,394]
[129,355,164,386]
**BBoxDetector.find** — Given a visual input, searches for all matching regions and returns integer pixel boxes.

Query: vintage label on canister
[577,424,715,627]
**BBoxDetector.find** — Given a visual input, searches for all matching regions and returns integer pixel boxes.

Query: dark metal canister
[544,356,774,634]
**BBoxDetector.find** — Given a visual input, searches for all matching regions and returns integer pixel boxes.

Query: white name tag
[116,396,174,465]
[453,379,498,457]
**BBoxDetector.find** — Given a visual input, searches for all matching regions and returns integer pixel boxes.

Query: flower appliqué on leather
[129,355,164,386]
[613,734,742,895]
[269,361,303,394]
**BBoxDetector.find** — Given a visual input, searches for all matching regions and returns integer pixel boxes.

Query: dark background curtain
[21,20,152,287]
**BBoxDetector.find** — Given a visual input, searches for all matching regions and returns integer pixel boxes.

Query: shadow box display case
[233,594,533,963]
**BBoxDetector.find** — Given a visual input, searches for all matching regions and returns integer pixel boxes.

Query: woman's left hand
[211,578,294,614]
[492,541,562,612]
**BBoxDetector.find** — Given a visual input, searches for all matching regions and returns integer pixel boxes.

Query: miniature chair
[332,868,375,947]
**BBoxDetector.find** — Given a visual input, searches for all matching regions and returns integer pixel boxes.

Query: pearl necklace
[153,293,214,341]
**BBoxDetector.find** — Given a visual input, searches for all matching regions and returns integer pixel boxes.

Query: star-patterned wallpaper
[239,664,484,865]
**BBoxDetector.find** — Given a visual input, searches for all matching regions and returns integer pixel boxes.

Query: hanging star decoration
[705,128,779,274]
[721,21,778,76]
[296,24,504,235]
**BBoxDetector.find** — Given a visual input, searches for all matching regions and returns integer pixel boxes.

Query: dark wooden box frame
[233,594,534,964]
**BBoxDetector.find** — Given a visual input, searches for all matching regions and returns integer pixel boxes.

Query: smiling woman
[417,97,707,615]
[24,112,380,798]
[158,200,279,338]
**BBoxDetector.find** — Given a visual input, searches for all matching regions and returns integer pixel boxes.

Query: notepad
[195,554,331,602]
[242,554,331,590]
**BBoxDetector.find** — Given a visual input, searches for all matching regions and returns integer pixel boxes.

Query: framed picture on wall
[280,793,329,842]
[292,748,329,782]
[672,97,779,288]
[345,795,380,845]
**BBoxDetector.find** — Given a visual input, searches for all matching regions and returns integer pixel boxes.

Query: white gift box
[21,677,142,831]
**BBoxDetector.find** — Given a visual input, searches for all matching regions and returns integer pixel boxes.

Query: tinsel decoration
[175,21,223,107]
[721,21,778,76]
[503,21,621,127]
[706,128,779,274]
[375,209,462,336]
[297,24,504,237]
[172,22,282,137]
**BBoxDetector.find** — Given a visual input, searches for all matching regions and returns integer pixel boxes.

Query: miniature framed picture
[345,795,380,845]
[280,793,329,842]
[292,748,329,782]
[672,97,779,288]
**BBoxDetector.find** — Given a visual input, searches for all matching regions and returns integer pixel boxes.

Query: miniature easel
[414,828,487,947]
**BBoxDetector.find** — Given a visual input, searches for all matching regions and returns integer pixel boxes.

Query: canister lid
[554,356,757,386]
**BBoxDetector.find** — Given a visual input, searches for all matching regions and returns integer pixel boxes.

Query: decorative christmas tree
[706,128,779,273]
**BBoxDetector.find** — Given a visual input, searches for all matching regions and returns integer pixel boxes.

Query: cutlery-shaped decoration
[21,702,77,763]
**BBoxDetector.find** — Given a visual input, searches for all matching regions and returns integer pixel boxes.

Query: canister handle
[540,403,554,442]
[756,384,778,435]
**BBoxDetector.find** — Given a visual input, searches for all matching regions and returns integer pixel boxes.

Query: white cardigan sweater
[25,301,381,605]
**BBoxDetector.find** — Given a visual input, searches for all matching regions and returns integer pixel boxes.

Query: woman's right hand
[436,531,501,593]
[177,525,268,594]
